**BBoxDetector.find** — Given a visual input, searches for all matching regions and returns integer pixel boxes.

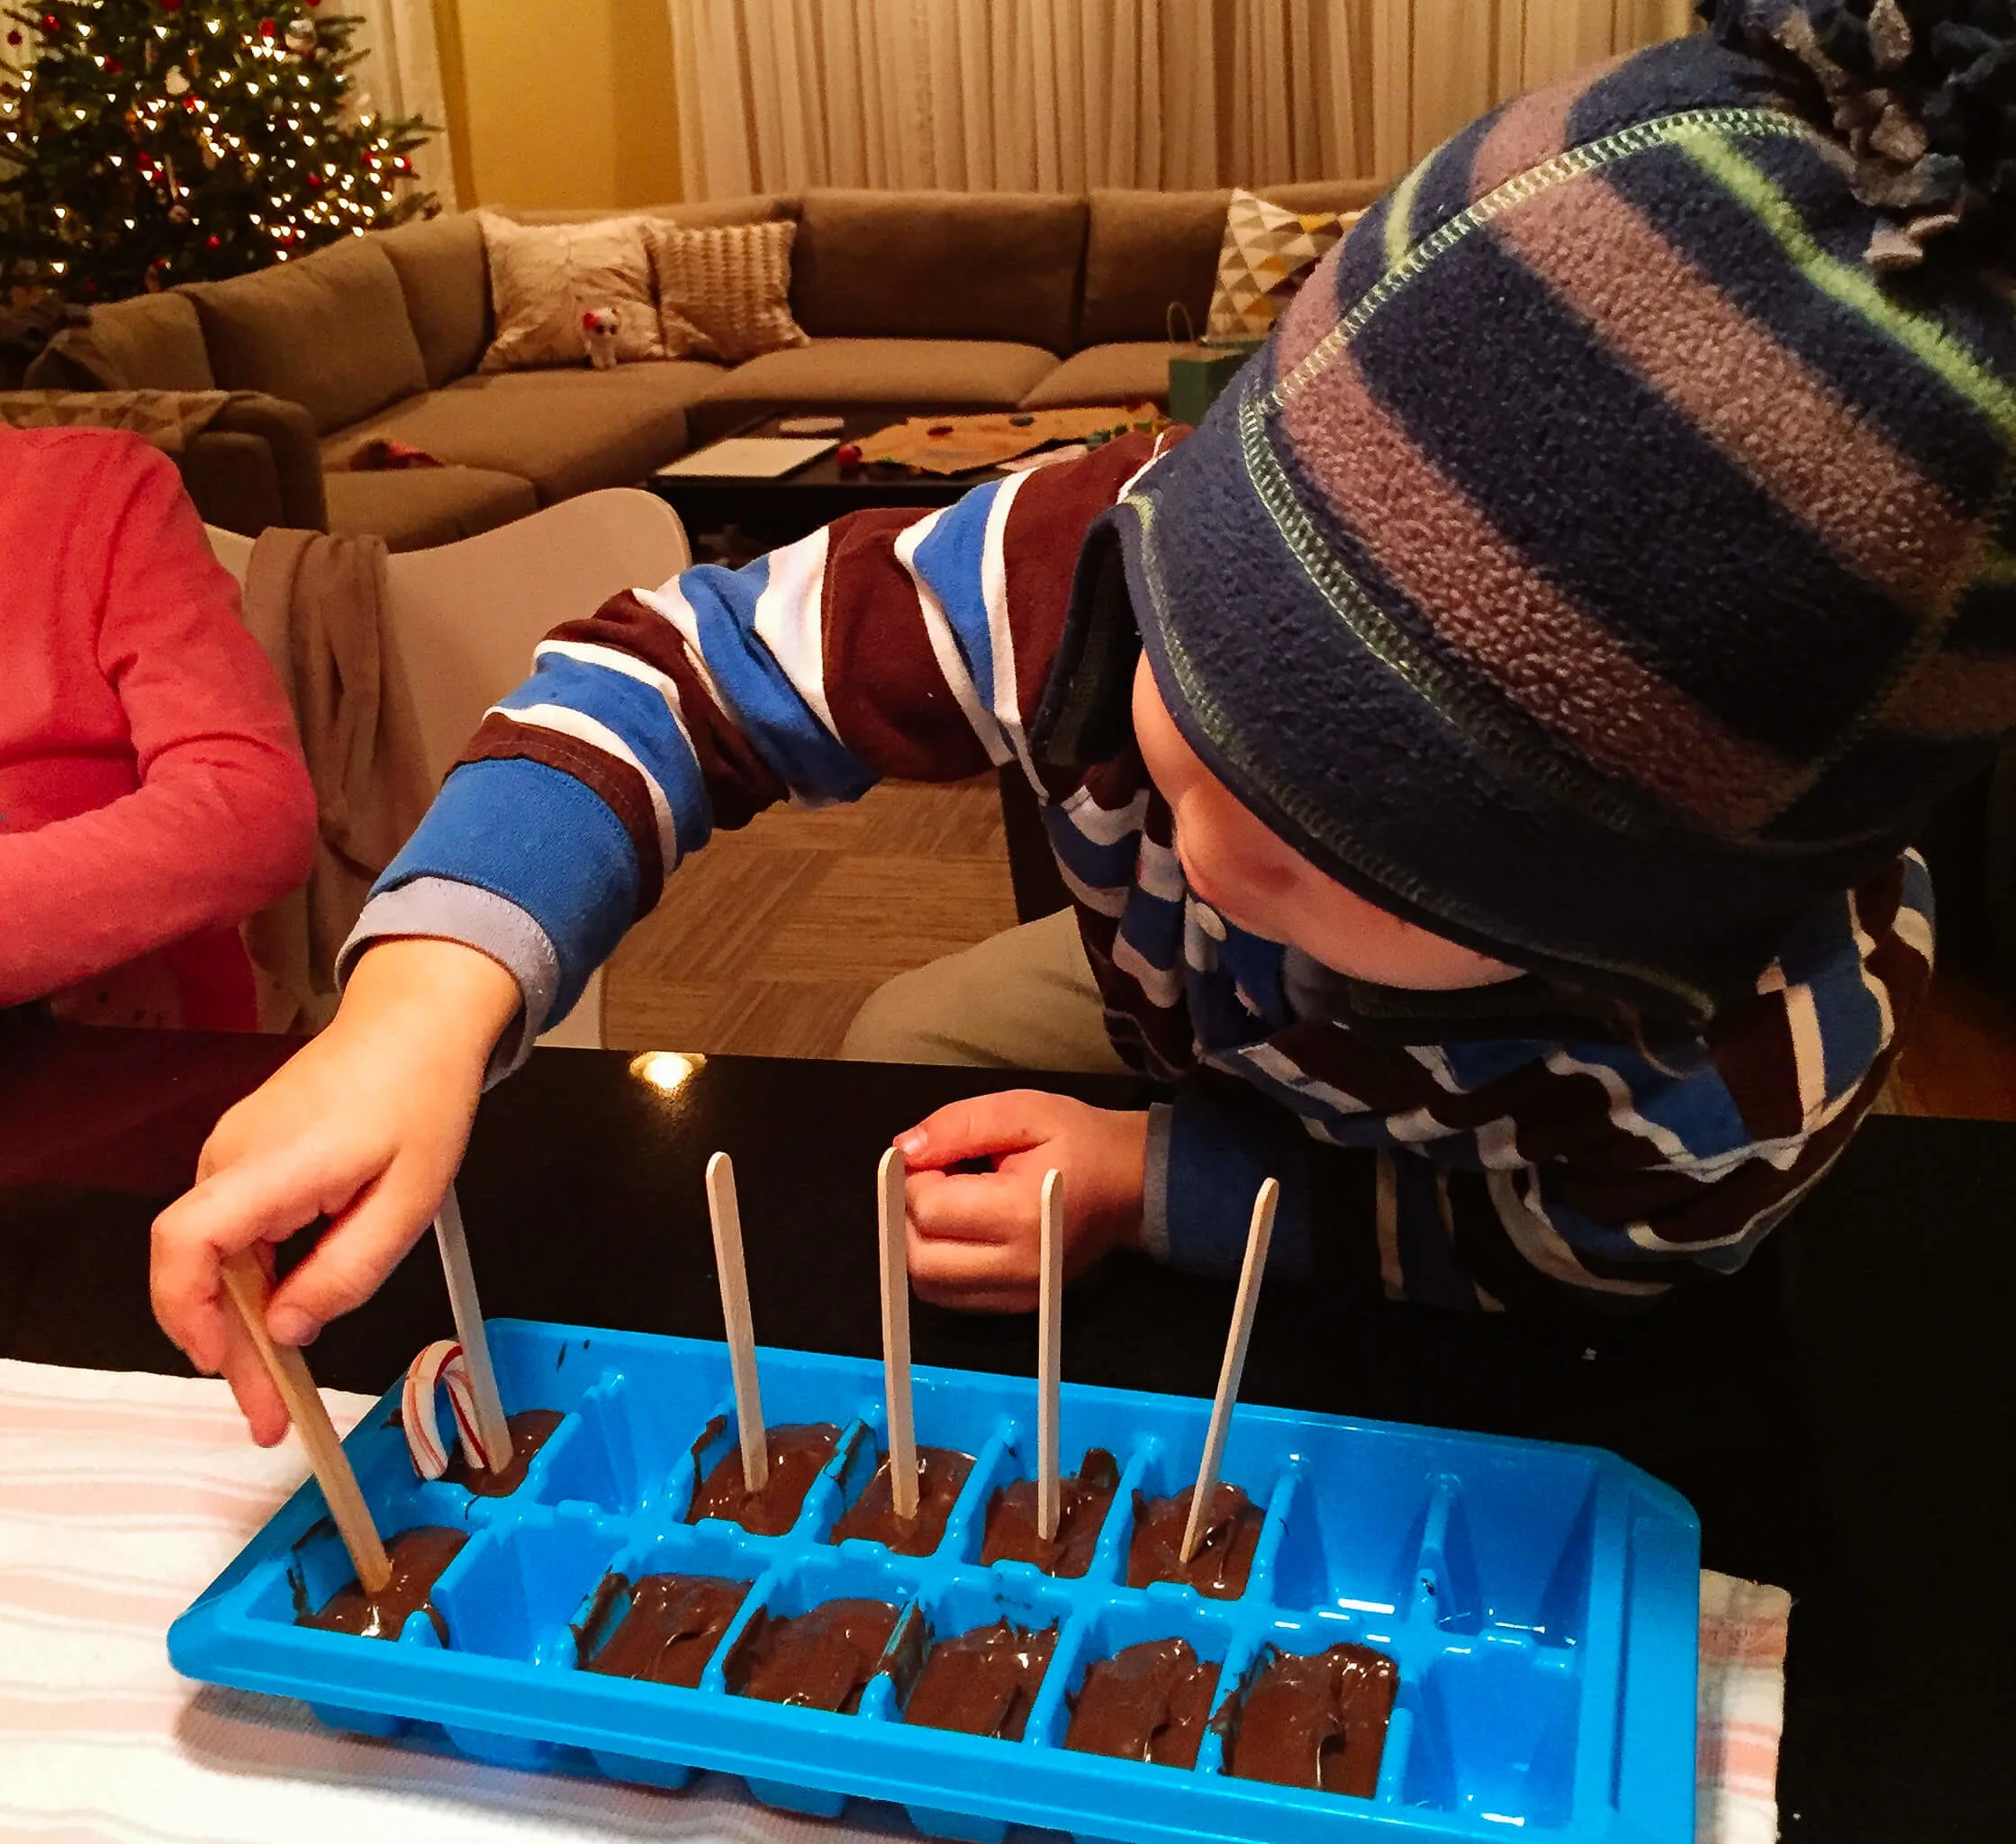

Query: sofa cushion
[1080,179,1388,346]
[1017,343,1187,411]
[1207,188,1357,341]
[477,212,665,371]
[378,213,490,388]
[188,239,429,434]
[684,338,1061,445]
[76,291,217,391]
[322,360,723,504]
[649,219,809,364]
[791,191,1084,349]
[324,466,538,552]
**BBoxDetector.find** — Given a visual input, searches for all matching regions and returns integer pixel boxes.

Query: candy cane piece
[402,1340,493,1479]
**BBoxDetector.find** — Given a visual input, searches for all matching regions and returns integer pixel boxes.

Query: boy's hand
[895,1091,1149,1312]
[149,939,521,1445]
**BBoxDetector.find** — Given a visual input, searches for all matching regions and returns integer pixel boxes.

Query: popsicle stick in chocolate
[220,1250,391,1595]
[431,1181,512,1471]
[1180,1177,1279,1567]
[1036,1167,1064,1542]
[705,1151,769,1494]
[877,1147,919,1523]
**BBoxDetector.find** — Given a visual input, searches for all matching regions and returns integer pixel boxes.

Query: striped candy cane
[402,1340,497,1479]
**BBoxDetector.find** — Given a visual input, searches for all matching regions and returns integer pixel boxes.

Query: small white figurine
[582,306,621,370]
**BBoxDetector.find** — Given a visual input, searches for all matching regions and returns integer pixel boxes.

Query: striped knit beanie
[1048,4,2016,1027]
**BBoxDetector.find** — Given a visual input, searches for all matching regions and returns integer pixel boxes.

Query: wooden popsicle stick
[220,1251,391,1595]
[432,1181,512,1470]
[1180,1178,1279,1566]
[705,1152,768,1494]
[877,1148,919,1523]
[1036,1168,1064,1542]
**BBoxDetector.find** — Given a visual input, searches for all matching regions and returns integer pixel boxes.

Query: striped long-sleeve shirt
[347,433,1935,1310]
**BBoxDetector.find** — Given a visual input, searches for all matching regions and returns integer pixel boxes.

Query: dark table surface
[1,1019,2008,1839]
[644,406,1019,544]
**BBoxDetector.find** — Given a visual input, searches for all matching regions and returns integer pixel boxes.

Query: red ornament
[306,171,321,187]
[206,233,221,249]
[163,0,182,10]
[258,19,276,38]
[104,56,121,75]
[41,14,58,32]
[5,30,21,47]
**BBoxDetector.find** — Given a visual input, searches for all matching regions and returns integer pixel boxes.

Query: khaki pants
[840,907,1133,1074]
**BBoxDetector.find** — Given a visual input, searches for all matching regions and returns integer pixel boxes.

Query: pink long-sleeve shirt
[0,425,316,1026]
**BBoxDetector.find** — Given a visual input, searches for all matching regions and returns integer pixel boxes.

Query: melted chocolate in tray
[1126,1483,1264,1599]
[828,1446,973,1556]
[1066,1637,1220,1767]
[577,1572,752,1688]
[442,1408,565,1496]
[903,1619,1057,1740]
[725,1598,901,1713]
[981,1448,1119,1577]
[294,1527,466,1642]
[1220,1642,1398,1798]
[686,1424,838,1536]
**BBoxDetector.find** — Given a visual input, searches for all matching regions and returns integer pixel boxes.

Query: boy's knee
[840,963,964,1065]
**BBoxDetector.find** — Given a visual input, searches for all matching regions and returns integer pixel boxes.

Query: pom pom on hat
[1697,0,2016,266]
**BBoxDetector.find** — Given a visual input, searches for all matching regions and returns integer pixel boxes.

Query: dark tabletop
[1,1019,2008,1839]
[644,406,1021,545]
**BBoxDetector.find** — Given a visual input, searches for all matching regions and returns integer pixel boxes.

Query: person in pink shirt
[0,425,317,1029]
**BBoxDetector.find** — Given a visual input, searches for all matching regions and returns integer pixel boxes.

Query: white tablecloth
[0,1358,1785,1842]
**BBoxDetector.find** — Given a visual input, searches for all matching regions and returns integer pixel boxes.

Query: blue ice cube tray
[169,1319,1699,1843]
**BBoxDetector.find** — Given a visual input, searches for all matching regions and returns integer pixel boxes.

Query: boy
[155,9,2014,1443]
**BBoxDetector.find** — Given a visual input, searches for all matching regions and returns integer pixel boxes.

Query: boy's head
[1051,2,2016,1028]
[1130,653,1521,990]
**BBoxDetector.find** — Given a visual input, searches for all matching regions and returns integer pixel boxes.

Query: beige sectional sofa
[68,180,1381,549]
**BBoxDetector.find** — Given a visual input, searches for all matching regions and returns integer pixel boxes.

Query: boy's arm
[342,434,1174,1067]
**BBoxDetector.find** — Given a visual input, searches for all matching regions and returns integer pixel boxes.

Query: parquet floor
[604,779,2016,1123]
[604,775,1018,1060]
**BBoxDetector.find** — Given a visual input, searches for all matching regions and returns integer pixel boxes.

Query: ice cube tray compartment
[170,1320,1699,1844]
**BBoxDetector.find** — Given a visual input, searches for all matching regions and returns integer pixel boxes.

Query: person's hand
[150,939,521,1444]
[895,1091,1149,1311]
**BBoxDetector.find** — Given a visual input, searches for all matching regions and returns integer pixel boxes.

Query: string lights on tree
[0,0,434,301]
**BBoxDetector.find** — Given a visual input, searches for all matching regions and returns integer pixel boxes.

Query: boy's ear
[1030,511,1141,771]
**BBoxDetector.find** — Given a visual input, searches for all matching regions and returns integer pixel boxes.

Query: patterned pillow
[476,212,665,372]
[0,388,231,455]
[1206,189,1361,342]
[647,219,809,366]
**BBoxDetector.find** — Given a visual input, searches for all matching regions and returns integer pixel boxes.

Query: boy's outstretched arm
[150,936,520,1443]
[152,436,1177,1425]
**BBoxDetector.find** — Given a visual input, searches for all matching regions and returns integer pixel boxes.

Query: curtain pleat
[663,0,1696,199]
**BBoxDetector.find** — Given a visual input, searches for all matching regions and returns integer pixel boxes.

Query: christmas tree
[0,0,434,303]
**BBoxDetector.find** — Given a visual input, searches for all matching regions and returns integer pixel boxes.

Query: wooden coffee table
[645,407,1026,553]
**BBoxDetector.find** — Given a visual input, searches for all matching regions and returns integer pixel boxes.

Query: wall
[440,0,682,210]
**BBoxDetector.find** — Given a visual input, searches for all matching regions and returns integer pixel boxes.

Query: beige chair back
[209,490,692,1049]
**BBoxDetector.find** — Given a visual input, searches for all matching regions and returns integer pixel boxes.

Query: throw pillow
[0,388,231,456]
[476,212,664,372]
[1206,188,1361,342]
[647,218,809,365]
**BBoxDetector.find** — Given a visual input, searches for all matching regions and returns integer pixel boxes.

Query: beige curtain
[667,0,1696,198]
[669,0,1220,195]
[346,0,460,209]
[1232,0,1700,187]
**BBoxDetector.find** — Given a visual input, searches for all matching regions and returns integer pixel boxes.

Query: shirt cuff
[337,877,561,1085]
[1140,1086,1315,1280]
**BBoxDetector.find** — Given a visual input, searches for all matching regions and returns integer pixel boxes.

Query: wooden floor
[605,780,2016,1122]
[605,776,1018,1060]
